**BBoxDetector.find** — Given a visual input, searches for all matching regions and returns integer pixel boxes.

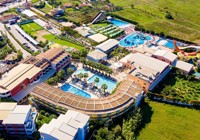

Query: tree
[17,50,23,60]
[94,77,99,86]
[101,84,108,93]
[67,68,74,76]
[165,12,173,19]
[131,4,134,9]
[84,72,88,78]
[112,125,122,137]
[57,70,65,80]
[78,73,83,79]
[95,127,115,140]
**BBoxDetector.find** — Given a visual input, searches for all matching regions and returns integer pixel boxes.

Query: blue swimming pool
[157,39,184,49]
[88,75,117,91]
[109,19,129,27]
[120,33,152,47]
[74,69,89,75]
[61,84,91,98]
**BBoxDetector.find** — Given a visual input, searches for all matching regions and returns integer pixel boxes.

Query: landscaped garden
[149,68,200,104]
[137,100,200,140]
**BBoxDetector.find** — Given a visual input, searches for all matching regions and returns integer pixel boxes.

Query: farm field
[137,100,200,140]
[43,34,84,50]
[110,0,200,44]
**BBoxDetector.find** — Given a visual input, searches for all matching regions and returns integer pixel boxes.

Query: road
[9,24,38,52]
[0,0,27,14]
[0,23,30,58]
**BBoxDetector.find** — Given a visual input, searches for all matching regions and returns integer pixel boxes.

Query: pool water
[88,75,117,91]
[74,69,89,75]
[109,19,129,27]
[157,39,184,49]
[120,33,152,47]
[61,84,91,98]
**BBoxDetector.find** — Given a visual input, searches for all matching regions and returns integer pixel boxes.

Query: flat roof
[0,64,41,91]
[22,9,36,17]
[173,60,194,72]
[11,105,31,114]
[51,52,70,65]
[88,33,107,43]
[14,25,39,46]
[0,102,17,120]
[36,48,64,61]
[39,110,89,140]
[153,50,177,62]
[87,50,107,61]
[96,39,119,52]
[128,53,169,73]
[31,79,142,116]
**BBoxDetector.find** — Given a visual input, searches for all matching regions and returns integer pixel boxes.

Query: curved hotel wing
[31,79,143,120]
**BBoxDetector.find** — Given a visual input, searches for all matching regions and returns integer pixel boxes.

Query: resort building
[152,50,177,64]
[0,103,37,136]
[0,14,19,23]
[36,48,71,72]
[88,33,107,43]
[21,56,51,75]
[120,53,170,91]
[173,60,194,74]
[87,50,107,62]
[39,110,90,140]
[21,9,37,19]
[31,78,144,120]
[96,39,119,54]
[0,64,42,98]
[49,8,65,17]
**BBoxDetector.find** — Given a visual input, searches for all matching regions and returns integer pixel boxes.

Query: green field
[110,0,200,44]
[137,100,200,140]
[21,22,43,35]
[43,34,84,50]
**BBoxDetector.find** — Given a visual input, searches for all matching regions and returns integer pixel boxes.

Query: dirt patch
[35,30,50,42]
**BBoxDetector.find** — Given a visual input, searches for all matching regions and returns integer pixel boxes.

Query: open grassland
[21,22,43,35]
[43,34,84,50]
[137,100,200,140]
[110,0,200,44]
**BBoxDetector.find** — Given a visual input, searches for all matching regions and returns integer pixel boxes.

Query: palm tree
[78,73,84,79]
[67,68,74,77]
[84,73,88,78]
[94,77,99,86]
[101,84,108,93]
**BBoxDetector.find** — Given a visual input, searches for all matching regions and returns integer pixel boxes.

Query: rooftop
[87,50,107,61]
[96,39,119,52]
[88,33,108,43]
[173,60,194,73]
[153,50,177,62]
[0,103,17,120]
[36,48,64,61]
[31,79,143,116]
[21,9,36,17]
[39,110,90,140]
[0,64,42,92]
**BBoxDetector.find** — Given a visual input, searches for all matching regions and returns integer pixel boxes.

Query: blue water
[74,69,89,75]
[120,33,152,47]
[88,75,117,91]
[61,84,91,98]
[157,39,184,49]
[194,72,200,78]
[109,19,129,27]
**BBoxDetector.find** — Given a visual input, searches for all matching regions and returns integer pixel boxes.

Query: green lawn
[90,22,109,29]
[110,0,200,44]
[40,3,52,13]
[21,22,43,34]
[137,100,200,140]
[43,34,84,50]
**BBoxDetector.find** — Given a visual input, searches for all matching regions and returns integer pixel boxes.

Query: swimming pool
[120,33,152,47]
[74,69,89,75]
[109,19,129,27]
[61,84,91,98]
[157,39,184,49]
[88,75,117,91]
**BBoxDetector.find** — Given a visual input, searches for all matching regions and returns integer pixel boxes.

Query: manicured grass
[21,22,43,34]
[43,34,84,50]
[90,22,109,29]
[110,0,200,43]
[137,100,200,140]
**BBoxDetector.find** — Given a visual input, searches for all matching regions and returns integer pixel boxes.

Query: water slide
[91,11,104,24]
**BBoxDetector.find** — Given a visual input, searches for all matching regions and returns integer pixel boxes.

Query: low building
[0,64,42,98]
[63,3,73,8]
[75,27,91,37]
[21,56,51,75]
[36,48,71,72]
[173,60,194,74]
[0,14,19,23]
[96,39,119,54]
[88,33,107,43]
[39,110,90,140]
[0,103,37,136]
[87,50,107,62]
[152,50,177,64]
[21,9,37,19]
[49,8,65,17]
[121,53,170,91]
[4,53,18,64]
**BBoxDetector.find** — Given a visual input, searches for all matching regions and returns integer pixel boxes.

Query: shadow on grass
[136,99,153,137]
